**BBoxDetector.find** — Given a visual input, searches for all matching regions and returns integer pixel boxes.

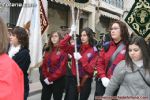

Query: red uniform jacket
[60,34,98,78]
[0,54,24,100]
[42,46,68,82]
[97,41,126,79]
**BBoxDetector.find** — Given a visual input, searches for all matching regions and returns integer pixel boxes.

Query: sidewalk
[29,81,42,97]
[28,79,95,100]
[28,67,42,96]
[28,67,95,99]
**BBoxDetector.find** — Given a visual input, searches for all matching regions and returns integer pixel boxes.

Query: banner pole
[71,6,80,100]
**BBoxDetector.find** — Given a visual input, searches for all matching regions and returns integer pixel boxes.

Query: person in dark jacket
[60,27,98,100]
[95,20,130,98]
[8,26,31,100]
[41,31,68,100]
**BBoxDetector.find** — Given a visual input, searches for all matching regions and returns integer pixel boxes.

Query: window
[105,0,110,3]
[116,0,120,8]
[103,0,123,9]
[102,0,110,4]
[113,0,117,6]
[120,0,123,9]
[109,0,113,5]
[110,0,123,9]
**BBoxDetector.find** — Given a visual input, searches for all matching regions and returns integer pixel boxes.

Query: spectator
[104,36,150,98]
[8,26,31,100]
[0,17,24,100]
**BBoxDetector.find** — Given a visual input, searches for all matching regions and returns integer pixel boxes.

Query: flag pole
[71,6,80,99]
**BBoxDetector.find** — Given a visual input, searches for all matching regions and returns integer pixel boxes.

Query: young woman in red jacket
[95,20,130,97]
[41,31,68,100]
[60,27,98,100]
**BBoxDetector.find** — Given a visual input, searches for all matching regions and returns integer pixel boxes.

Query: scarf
[8,45,21,58]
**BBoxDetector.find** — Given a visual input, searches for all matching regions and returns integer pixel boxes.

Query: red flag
[39,0,48,35]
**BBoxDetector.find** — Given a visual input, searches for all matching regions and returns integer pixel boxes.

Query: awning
[100,10,120,20]
[51,0,89,9]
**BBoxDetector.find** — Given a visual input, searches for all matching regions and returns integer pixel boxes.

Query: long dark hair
[109,20,130,44]
[12,26,29,49]
[79,27,95,47]
[125,36,150,72]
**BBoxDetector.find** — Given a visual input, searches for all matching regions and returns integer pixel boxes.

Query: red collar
[80,44,91,52]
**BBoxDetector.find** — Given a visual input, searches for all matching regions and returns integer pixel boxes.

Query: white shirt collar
[132,59,143,68]
[8,45,21,58]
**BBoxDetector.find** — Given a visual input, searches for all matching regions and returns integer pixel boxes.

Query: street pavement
[28,78,96,100]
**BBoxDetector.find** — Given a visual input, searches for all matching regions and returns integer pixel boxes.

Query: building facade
[0,0,136,36]
[0,0,11,24]
[122,0,135,34]
[94,0,124,37]
[0,0,137,83]
[48,0,96,35]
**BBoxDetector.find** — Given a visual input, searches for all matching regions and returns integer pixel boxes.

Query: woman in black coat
[8,26,31,100]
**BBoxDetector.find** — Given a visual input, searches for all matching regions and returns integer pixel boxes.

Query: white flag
[17,0,43,68]
[29,0,43,67]
[16,0,34,27]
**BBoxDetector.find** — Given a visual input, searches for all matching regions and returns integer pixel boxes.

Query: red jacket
[0,54,24,100]
[60,35,98,78]
[97,41,126,79]
[42,46,68,82]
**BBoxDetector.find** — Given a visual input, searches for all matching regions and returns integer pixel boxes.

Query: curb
[29,82,42,97]
[29,89,42,97]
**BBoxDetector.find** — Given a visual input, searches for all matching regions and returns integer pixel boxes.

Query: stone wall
[0,0,10,23]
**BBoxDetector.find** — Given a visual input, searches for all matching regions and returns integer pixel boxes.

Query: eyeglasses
[110,28,120,31]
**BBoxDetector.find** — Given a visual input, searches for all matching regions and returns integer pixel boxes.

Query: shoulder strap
[103,41,110,52]
[138,70,150,87]
[106,43,125,73]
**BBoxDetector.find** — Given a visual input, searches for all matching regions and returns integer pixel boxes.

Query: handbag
[138,70,150,87]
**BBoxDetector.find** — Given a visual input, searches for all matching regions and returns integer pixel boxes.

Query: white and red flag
[17,0,48,68]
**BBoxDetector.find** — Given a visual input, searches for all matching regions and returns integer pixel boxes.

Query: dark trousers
[41,76,65,100]
[64,76,92,100]
[95,78,105,98]
[94,78,118,100]
[64,76,78,100]
[24,85,29,100]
